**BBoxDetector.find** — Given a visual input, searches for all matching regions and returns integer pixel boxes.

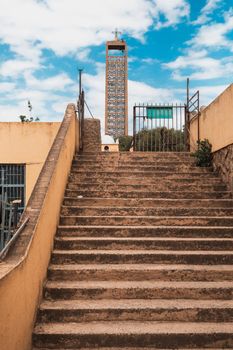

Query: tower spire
[112,28,122,40]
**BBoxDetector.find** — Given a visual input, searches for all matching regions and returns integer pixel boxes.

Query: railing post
[133,106,136,151]
[197,90,200,145]
[184,105,190,151]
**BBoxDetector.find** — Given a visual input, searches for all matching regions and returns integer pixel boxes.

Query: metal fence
[0,165,25,251]
[133,104,188,152]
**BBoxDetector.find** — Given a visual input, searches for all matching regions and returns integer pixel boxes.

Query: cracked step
[48,264,233,282]
[38,299,233,323]
[54,236,233,251]
[33,321,233,348]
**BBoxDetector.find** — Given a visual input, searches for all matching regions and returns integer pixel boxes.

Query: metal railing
[0,193,23,252]
[78,89,85,151]
[0,217,29,260]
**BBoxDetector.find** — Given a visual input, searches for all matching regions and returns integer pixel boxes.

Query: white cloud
[0,70,77,122]
[189,9,233,50]
[141,58,159,64]
[24,72,74,91]
[0,59,40,78]
[164,49,233,81]
[0,82,16,93]
[193,0,222,25]
[164,8,233,82]
[0,0,190,60]
[151,0,190,29]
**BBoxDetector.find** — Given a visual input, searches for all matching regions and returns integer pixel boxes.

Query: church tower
[105,30,128,139]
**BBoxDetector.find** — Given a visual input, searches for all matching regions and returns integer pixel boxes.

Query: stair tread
[58,224,233,228]
[32,348,233,350]
[60,215,233,218]
[53,249,233,255]
[55,237,233,242]
[63,197,233,202]
[40,299,233,310]
[33,151,233,348]
[45,280,233,288]
[33,321,233,334]
[49,263,233,271]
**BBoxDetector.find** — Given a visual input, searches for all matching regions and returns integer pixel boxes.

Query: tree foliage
[134,127,186,152]
[119,135,133,151]
[19,115,40,123]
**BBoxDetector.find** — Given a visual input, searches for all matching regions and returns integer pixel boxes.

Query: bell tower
[105,30,128,139]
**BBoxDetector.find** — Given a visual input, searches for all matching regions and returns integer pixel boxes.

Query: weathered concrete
[82,118,101,153]
[213,143,233,193]
[0,104,78,350]
[33,152,233,349]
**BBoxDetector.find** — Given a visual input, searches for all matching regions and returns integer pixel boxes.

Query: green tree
[134,127,186,152]
[119,135,133,151]
[18,101,40,123]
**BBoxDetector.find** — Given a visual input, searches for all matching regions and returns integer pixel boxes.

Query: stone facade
[83,118,101,153]
[213,143,233,193]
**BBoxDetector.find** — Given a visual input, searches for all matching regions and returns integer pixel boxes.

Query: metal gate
[0,164,25,250]
[133,104,188,152]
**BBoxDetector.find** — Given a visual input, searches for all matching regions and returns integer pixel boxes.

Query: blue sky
[0,0,232,139]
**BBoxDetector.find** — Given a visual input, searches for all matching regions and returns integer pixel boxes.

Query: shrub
[192,139,212,167]
[119,135,133,151]
[134,127,185,152]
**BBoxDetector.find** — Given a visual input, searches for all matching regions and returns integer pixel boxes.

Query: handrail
[0,217,29,260]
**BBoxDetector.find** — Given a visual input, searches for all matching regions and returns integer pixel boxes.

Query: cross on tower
[112,28,122,40]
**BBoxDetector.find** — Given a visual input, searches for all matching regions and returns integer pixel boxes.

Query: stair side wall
[213,144,233,193]
[0,104,78,350]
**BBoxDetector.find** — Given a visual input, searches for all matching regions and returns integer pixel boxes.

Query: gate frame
[132,79,200,152]
[133,103,189,152]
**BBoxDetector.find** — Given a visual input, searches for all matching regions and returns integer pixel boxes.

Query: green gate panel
[147,107,173,119]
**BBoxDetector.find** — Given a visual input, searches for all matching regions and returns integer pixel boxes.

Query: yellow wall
[0,105,78,350]
[190,84,233,152]
[101,143,119,152]
[0,122,61,202]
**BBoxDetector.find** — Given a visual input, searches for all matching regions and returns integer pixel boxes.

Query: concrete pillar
[83,118,101,153]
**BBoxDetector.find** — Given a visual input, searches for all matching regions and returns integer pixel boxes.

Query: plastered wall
[0,105,78,350]
[0,122,61,202]
[190,84,233,153]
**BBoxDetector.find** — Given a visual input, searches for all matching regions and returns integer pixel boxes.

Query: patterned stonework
[83,118,101,153]
[213,144,233,193]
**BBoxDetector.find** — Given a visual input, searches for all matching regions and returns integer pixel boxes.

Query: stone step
[71,165,209,172]
[65,189,230,199]
[71,169,213,177]
[74,159,196,165]
[66,182,227,192]
[68,176,222,185]
[32,348,233,350]
[62,198,233,208]
[48,264,233,282]
[44,280,233,300]
[61,206,233,217]
[76,151,192,156]
[33,321,233,348]
[75,152,192,160]
[59,215,233,227]
[57,225,233,238]
[37,299,233,323]
[51,249,233,265]
[54,237,233,251]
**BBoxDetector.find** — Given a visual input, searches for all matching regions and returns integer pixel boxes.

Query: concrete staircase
[33,152,233,349]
